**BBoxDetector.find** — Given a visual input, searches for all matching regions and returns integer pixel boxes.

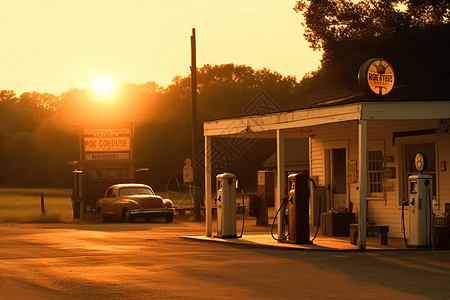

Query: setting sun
[91,77,115,96]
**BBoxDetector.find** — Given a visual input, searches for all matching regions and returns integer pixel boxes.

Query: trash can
[325,211,355,236]
[249,195,261,218]
[434,226,450,247]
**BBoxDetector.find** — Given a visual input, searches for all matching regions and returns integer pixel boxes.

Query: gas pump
[270,173,317,244]
[287,173,312,244]
[408,174,433,247]
[215,173,238,238]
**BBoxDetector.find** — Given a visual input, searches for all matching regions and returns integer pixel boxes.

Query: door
[326,148,347,210]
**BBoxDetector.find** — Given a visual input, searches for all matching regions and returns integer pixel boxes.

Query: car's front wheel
[165,213,174,223]
[124,208,135,223]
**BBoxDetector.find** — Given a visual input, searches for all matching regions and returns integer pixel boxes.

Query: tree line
[294,0,450,70]
[0,64,303,190]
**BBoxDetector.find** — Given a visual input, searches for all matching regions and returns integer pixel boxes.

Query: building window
[403,142,436,199]
[368,150,383,195]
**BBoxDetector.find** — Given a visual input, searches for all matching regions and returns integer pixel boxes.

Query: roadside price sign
[83,128,130,152]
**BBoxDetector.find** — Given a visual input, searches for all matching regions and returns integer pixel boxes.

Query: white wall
[310,119,447,238]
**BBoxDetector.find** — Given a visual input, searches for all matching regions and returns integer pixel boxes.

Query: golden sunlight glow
[91,77,116,96]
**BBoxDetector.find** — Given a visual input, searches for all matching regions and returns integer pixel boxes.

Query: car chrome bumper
[130,208,175,215]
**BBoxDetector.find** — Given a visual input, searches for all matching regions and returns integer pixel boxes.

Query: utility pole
[190,28,202,221]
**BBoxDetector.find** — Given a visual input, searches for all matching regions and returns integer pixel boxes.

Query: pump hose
[307,178,320,241]
[270,196,289,241]
[428,185,432,247]
[402,201,409,248]
[310,185,320,242]
[237,189,245,238]
[270,178,319,242]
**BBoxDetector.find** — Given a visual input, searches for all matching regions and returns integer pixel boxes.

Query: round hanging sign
[414,152,427,172]
[358,58,395,98]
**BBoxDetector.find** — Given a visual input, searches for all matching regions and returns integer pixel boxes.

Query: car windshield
[119,187,154,196]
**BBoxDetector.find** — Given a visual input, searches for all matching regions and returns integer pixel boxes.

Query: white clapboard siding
[437,128,450,216]
[310,119,443,237]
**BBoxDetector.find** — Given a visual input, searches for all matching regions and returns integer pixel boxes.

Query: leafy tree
[0,90,16,102]
[294,0,450,69]
[0,90,64,187]
[407,0,450,26]
[2,132,37,187]
[136,64,298,191]
[0,91,18,137]
[33,119,79,187]
[0,90,58,135]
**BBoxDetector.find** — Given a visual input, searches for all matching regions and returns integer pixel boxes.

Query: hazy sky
[0,0,321,96]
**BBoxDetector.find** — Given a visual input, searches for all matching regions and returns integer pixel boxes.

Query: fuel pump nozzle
[214,195,221,205]
[309,177,317,189]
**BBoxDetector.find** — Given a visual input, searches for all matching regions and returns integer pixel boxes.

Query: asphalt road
[1,220,449,300]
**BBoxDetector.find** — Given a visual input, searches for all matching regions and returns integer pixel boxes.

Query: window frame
[403,141,436,201]
[367,140,385,199]
[396,134,437,206]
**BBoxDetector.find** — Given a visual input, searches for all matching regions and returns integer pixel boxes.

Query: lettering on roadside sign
[85,153,130,161]
[84,128,131,152]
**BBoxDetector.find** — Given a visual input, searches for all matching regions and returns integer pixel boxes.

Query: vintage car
[96,183,175,223]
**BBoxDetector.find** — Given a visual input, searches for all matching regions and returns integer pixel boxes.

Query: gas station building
[203,59,450,250]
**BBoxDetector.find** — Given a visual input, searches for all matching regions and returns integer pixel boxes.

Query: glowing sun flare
[92,77,115,95]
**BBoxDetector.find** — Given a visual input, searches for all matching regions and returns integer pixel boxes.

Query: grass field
[0,188,205,223]
[0,188,248,223]
[0,188,73,223]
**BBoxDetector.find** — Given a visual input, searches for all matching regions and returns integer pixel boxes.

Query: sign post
[190,28,202,221]
[183,158,194,183]
[73,124,136,220]
[183,158,194,211]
